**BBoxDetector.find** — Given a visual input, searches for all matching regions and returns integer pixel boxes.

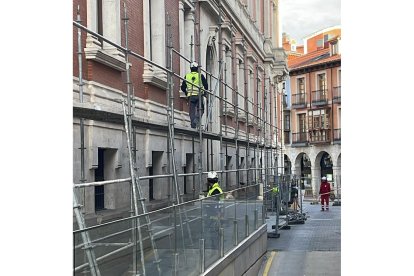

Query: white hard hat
[207,171,218,179]
[190,61,199,68]
[321,176,327,181]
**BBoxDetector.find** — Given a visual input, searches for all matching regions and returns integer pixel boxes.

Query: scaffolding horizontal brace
[73,103,278,149]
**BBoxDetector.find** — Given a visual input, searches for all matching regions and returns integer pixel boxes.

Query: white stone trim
[84,0,126,71]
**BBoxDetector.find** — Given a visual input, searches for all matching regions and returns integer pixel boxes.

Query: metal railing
[311,89,328,105]
[74,183,265,276]
[309,129,331,143]
[334,128,341,141]
[284,131,290,144]
[291,93,306,107]
[292,132,308,144]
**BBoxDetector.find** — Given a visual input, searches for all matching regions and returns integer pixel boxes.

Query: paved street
[259,201,341,276]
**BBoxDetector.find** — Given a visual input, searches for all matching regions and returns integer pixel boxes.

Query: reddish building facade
[283,27,341,200]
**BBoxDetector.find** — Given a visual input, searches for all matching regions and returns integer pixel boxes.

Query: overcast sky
[280,0,341,44]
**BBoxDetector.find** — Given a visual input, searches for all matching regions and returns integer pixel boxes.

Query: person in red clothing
[319,176,331,211]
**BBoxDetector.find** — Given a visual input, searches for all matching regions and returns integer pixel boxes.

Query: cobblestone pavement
[259,202,341,276]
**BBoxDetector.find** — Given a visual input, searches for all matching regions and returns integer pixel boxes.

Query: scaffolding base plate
[280,225,291,230]
[267,232,280,238]
[289,220,305,225]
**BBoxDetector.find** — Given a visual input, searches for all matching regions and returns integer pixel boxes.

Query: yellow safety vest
[208,183,223,197]
[185,72,201,97]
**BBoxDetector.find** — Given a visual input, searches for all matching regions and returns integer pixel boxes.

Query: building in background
[283,26,341,199]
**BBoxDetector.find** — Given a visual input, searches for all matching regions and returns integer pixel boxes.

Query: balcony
[309,129,331,144]
[284,131,290,144]
[334,128,341,144]
[292,93,306,109]
[292,132,308,146]
[333,86,341,103]
[311,89,328,106]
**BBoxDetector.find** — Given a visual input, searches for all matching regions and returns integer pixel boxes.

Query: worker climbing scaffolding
[181,61,208,129]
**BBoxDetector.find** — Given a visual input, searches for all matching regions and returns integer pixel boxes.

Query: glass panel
[74,185,267,276]
[202,194,221,268]
[74,218,136,276]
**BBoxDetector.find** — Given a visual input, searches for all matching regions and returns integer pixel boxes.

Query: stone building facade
[73,0,287,217]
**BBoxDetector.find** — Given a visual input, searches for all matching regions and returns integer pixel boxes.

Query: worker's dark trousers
[188,96,204,128]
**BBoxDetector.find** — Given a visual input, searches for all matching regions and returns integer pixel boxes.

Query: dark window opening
[95,148,105,211]
[183,166,187,194]
[149,166,154,201]
[97,0,103,44]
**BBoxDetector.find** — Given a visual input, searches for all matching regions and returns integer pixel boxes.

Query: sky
[280,0,341,44]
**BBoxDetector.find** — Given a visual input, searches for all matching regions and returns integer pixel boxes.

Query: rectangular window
[316,39,323,47]
[308,109,329,129]
[97,0,103,44]
[257,78,262,121]
[317,73,326,90]
[298,113,306,133]
[297,77,305,103]
[298,77,305,93]
[85,0,125,71]
[248,69,254,118]
[284,114,290,130]
[225,48,233,108]
[238,59,245,115]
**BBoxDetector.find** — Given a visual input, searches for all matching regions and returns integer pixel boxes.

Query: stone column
[311,165,321,203]
[332,165,341,200]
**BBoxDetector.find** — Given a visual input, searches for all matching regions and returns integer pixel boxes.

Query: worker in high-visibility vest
[272,186,279,210]
[205,171,223,249]
[180,61,208,129]
[207,171,223,198]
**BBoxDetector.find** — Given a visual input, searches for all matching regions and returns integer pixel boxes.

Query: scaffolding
[73,2,287,275]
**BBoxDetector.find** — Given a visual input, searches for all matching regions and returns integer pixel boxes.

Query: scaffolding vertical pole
[122,7,141,275]
[192,137,196,199]
[255,64,260,185]
[73,192,101,276]
[223,62,228,191]
[166,13,173,206]
[190,34,196,199]
[76,5,86,189]
[122,101,146,276]
[234,35,240,190]
[218,0,224,188]
[75,7,101,276]
[273,81,277,178]
[264,74,269,210]
[167,13,192,256]
[243,43,250,186]
[193,0,204,198]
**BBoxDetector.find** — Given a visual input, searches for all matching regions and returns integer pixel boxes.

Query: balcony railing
[291,93,306,108]
[309,129,331,143]
[333,86,341,103]
[334,128,341,142]
[284,131,290,144]
[292,132,308,144]
[311,89,328,106]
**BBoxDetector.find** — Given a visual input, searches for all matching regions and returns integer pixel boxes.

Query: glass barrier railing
[74,184,265,276]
